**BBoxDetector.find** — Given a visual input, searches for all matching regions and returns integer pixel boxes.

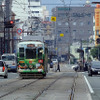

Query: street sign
[60,33,64,37]
[55,47,57,50]
[51,16,56,22]
[17,28,22,35]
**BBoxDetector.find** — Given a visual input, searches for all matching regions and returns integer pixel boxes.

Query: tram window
[19,48,24,58]
[26,49,36,59]
[19,53,24,58]
[38,48,43,59]
[19,48,24,52]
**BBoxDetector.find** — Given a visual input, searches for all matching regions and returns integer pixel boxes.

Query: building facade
[94,4,100,46]
[0,1,4,56]
[52,6,95,55]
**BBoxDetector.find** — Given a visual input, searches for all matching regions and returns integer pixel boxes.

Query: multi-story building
[12,0,49,37]
[28,0,49,20]
[52,6,95,55]
[94,4,100,46]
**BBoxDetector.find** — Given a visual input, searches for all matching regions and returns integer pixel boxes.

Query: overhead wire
[12,0,42,33]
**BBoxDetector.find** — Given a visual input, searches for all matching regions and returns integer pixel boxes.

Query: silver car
[0,60,8,78]
[88,61,100,76]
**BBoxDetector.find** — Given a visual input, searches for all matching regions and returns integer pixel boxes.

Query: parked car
[88,61,100,76]
[1,53,17,72]
[51,59,58,65]
[0,60,8,78]
[72,64,79,71]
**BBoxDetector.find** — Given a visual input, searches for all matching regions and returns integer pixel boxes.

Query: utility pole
[80,39,82,59]
[4,0,12,53]
[79,39,84,71]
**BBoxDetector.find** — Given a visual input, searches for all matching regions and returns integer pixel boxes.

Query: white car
[72,64,79,71]
[0,60,8,78]
[88,61,100,76]
[52,59,58,65]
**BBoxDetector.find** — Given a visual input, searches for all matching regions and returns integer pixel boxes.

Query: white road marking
[84,75,94,94]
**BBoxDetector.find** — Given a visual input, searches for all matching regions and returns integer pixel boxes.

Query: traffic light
[96,38,100,44]
[4,20,15,28]
[77,49,84,53]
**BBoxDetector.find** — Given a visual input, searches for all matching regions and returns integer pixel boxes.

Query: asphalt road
[0,72,19,82]
[0,64,92,100]
[0,64,77,100]
[84,72,100,100]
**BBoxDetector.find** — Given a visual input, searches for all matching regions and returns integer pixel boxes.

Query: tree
[90,45,100,59]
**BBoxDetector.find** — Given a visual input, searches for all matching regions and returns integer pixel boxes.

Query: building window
[58,22,61,25]
[88,30,91,34]
[73,30,76,39]
[73,22,76,26]
[80,30,84,34]
[58,31,61,33]
[88,21,91,25]
[80,22,84,26]
[58,38,61,41]
[73,30,76,34]
[32,11,39,13]
[65,22,68,26]
[96,30,99,35]
[65,30,68,34]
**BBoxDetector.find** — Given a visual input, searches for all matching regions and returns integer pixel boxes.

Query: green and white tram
[17,40,48,78]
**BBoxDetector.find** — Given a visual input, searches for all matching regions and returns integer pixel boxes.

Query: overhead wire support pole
[60,0,72,64]
[55,20,57,55]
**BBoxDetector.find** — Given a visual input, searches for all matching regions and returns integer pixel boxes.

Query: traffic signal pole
[4,0,12,53]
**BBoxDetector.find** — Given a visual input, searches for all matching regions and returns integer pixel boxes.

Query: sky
[41,0,97,14]
[12,0,98,21]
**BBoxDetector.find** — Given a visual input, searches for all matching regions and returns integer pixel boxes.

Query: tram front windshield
[26,49,36,59]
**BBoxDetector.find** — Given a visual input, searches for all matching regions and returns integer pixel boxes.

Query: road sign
[51,16,56,22]
[17,28,22,35]
[60,33,64,37]
[55,47,57,50]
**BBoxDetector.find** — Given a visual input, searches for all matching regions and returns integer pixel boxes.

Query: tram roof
[18,41,44,45]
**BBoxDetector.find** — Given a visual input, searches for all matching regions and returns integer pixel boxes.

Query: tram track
[0,78,21,88]
[0,70,78,100]
[32,72,78,100]
[33,76,62,100]
[0,75,62,99]
[0,79,39,99]
[69,72,78,100]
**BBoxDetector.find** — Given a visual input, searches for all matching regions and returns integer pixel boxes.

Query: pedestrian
[78,60,83,71]
[56,62,60,72]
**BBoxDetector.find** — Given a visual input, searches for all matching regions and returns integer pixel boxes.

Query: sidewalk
[48,64,92,100]
[74,72,92,100]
